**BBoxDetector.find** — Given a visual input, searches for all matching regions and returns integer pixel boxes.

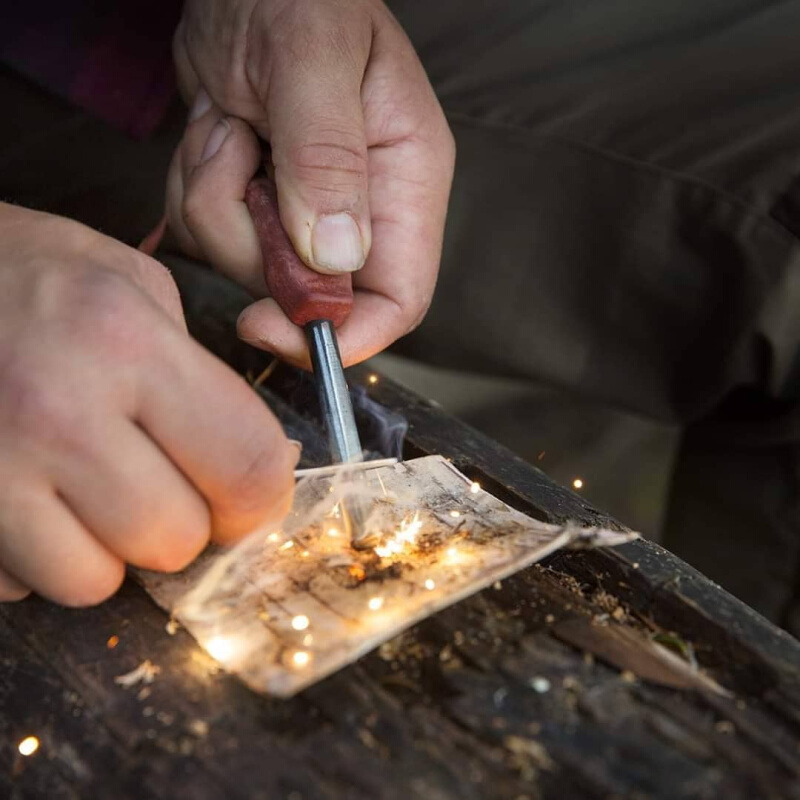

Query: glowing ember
[449,510,461,518]
[18,736,39,757]
[279,540,294,551]
[292,650,311,668]
[348,564,366,580]
[373,512,423,558]
[572,478,584,490]
[106,635,119,649]
[368,597,384,611]
[424,579,436,591]
[368,374,379,385]
[206,636,235,663]
[291,615,310,631]
[267,532,280,543]
[469,482,481,494]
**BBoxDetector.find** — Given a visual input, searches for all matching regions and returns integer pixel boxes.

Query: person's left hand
[166,0,455,369]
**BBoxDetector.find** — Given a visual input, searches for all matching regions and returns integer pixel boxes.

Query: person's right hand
[167,0,455,369]
[0,203,298,606]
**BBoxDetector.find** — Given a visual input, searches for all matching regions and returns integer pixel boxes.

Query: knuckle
[128,255,183,320]
[36,214,101,260]
[57,561,125,608]
[270,1,371,67]
[145,513,210,574]
[405,302,431,336]
[224,446,278,513]
[0,585,30,603]
[400,287,434,336]
[213,442,294,537]
[405,305,429,336]
[114,483,210,573]
[145,536,203,574]
[68,268,153,358]
[1,359,78,446]
[287,138,368,196]
[182,180,214,234]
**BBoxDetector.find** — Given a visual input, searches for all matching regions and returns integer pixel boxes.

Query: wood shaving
[114,660,161,688]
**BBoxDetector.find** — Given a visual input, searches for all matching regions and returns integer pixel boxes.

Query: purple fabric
[1,1,182,138]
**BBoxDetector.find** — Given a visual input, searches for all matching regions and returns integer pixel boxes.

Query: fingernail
[200,119,230,164]
[289,439,303,465]
[311,213,365,272]
[189,87,212,121]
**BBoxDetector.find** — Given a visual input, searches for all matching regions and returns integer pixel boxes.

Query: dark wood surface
[2,265,799,800]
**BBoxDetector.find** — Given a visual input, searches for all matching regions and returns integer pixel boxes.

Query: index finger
[137,326,299,543]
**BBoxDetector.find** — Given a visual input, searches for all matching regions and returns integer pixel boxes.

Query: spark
[530,677,551,694]
[206,636,234,663]
[106,635,119,649]
[292,650,311,668]
[267,532,280,543]
[424,579,436,591]
[327,528,340,538]
[373,511,423,558]
[368,597,384,611]
[449,510,461,518]
[445,546,459,561]
[368,374,379,385]
[469,482,481,494]
[279,540,294,551]
[301,550,310,558]
[18,736,39,757]
[291,615,310,631]
[572,478,584,490]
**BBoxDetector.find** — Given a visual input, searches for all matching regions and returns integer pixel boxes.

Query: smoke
[269,368,408,460]
[350,385,407,460]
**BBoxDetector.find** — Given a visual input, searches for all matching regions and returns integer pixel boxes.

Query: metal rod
[304,320,363,464]
[305,319,370,546]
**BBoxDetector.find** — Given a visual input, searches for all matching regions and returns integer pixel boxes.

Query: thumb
[249,9,373,275]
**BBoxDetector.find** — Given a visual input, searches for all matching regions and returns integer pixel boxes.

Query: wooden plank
[1,263,798,800]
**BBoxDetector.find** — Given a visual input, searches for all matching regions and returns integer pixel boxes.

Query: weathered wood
[1,263,799,800]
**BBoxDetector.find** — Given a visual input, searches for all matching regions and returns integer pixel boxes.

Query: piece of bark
[553,618,730,695]
[137,456,637,697]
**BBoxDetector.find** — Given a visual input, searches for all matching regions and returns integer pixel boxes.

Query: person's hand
[0,204,298,606]
[167,0,455,368]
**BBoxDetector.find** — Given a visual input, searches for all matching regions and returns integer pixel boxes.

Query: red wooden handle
[244,176,353,328]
